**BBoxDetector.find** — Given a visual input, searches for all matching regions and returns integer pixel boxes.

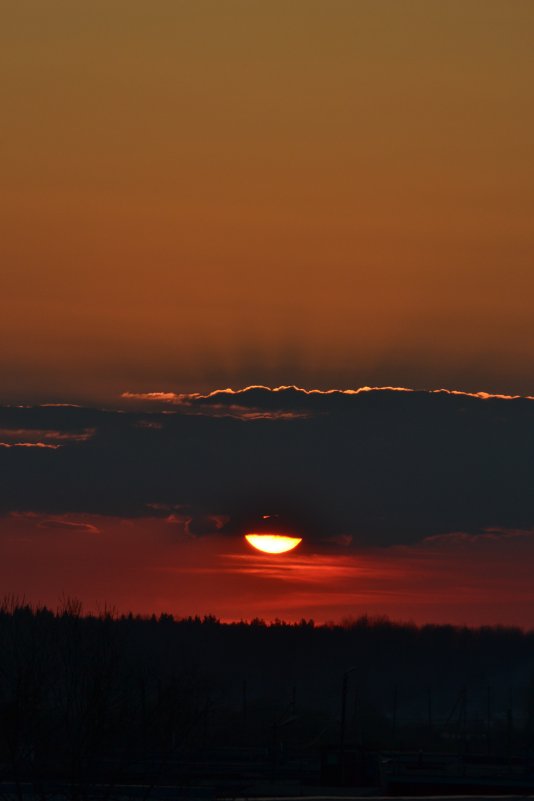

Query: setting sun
[245,534,303,554]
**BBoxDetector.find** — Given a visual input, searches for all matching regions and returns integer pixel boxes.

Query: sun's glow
[245,534,302,554]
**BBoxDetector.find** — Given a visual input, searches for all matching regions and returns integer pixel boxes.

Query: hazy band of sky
[1,1,533,401]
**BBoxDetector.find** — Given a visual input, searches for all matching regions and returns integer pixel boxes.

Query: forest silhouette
[2,598,534,798]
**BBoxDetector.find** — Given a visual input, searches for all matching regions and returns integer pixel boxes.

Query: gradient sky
[2,3,534,627]
[2,1,534,402]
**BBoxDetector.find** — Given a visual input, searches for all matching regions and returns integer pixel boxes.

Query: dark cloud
[122,385,533,417]
[1,387,534,547]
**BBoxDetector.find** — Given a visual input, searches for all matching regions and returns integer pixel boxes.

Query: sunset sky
[1,2,534,626]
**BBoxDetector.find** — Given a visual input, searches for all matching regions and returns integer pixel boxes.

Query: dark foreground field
[2,600,534,800]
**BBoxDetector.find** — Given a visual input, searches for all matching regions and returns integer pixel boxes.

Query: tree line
[1,597,534,798]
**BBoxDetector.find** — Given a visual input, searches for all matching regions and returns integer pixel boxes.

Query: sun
[245,533,302,554]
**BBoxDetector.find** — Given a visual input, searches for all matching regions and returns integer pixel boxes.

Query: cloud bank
[1,386,533,547]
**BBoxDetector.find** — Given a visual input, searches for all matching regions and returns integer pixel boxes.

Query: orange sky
[3,513,534,628]
[2,1,534,402]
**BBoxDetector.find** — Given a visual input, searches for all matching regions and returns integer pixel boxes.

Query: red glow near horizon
[1,513,534,628]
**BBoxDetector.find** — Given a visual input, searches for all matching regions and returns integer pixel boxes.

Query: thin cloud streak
[0,441,61,449]
[0,427,95,446]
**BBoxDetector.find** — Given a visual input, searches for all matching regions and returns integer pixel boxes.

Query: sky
[1,1,534,401]
[1,3,534,626]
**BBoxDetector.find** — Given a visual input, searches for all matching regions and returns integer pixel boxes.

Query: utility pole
[339,667,358,785]
[391,685,398,745]
[242,679,248,723]
[486,686,491,756]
